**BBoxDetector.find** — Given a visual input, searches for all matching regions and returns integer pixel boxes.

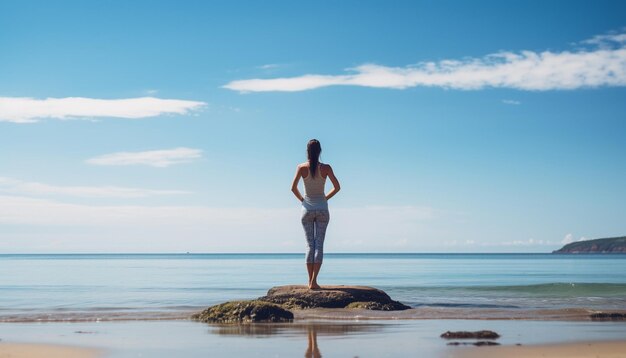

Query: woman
[291,139,341,289]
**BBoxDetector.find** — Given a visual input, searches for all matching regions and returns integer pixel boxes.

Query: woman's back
[302,163,327,210]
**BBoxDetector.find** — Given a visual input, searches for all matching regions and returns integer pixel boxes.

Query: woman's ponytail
[307,139,322,178]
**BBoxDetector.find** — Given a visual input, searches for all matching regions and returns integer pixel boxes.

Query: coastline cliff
[553,236,626,254]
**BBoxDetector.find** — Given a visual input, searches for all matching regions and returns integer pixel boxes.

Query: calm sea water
[1,253,625,321]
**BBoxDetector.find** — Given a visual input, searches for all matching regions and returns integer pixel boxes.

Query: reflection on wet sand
[305,325,321,358]
[209,322,388,358]
[211,321,386,337]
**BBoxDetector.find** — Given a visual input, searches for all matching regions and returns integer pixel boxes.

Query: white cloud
[498,238,555,246]
[561,233,574,245]
[0,96,206,123]
[86,147,202,168]
[502,99,521,105]
[561,233,589,245]
[257,64,281,70]
[582,30,626,47]
[0,177,188,198]
[224,31,626,92]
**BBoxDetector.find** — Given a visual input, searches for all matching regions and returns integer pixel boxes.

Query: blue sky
[1,0,625,253]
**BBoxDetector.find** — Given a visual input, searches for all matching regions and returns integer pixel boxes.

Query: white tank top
[302,163,328,210]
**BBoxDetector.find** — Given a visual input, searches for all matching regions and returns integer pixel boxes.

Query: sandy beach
[2,334,626,358]
[0,343,99,358]
[456,341,626,358]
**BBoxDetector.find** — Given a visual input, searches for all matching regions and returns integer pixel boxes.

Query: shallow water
[1,253,625,321]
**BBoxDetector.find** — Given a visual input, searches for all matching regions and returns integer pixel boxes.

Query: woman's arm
[291,165,304,202]
[325,164,341,200]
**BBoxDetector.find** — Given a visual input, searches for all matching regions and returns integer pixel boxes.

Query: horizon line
[0,251,580,255]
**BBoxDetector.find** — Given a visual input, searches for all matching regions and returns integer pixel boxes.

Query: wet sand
[456,340,626,358]
[1,319,625,357]
[0,342,99,358]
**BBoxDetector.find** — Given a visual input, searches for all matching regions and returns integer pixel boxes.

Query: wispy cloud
[86,147,202,168]
[0,177,188,198]
[561,233,587,245]
[257,64,281,70]
[581,29,626,47]
[502,99,521,105]
[561,233,575,245]
[499,238,554,246]
[224,31,626,93]
[0,96,206,123]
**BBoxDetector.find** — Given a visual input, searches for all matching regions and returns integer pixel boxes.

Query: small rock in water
[446,341,500,346]
[590,312,626,320]
[440,330,500,339]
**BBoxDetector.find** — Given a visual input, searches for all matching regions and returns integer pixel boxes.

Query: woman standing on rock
[291,139,341,289]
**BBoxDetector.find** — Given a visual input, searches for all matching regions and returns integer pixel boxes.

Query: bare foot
[309,282,321,290]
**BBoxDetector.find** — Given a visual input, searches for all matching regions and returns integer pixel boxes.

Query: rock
[590,312,626,320]
[193,285,410,323]
[191,300,294,323]
[258,285,411,310]
[446,341,500,346]
[440,330,500,339]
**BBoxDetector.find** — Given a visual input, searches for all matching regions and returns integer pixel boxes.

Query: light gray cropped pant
[301,208,330,263]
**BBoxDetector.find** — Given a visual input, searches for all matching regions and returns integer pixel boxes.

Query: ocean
[2,253,625,322]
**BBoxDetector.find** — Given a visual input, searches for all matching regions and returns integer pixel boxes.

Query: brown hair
[307,139,322,178]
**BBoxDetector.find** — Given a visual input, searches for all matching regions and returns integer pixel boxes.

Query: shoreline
[2,307,625,323]
[292,307,626,321]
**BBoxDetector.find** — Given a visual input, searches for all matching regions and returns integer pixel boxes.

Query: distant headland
[553,236,626,254]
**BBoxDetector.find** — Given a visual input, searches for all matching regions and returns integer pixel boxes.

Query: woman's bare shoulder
[296,162,308,176]
[320,162,333,175]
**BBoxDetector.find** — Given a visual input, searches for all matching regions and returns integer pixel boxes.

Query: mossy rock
[345,301,400,310]
[191,300,294,323]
